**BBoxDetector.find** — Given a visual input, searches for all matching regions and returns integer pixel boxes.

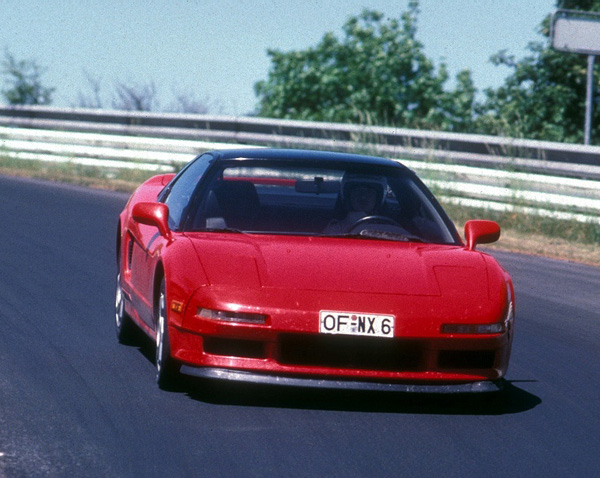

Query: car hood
[187,233,490,298]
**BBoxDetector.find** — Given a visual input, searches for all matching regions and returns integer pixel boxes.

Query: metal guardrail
[1,105,599,225]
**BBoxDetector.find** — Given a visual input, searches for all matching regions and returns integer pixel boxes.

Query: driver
[324,173,387,234]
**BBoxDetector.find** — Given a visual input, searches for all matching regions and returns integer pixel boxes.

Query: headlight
[197,307,267,324]
[441,285,514,335]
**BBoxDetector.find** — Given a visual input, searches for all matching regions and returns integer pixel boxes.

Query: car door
[128,221,165,328]
[129,154,214,328]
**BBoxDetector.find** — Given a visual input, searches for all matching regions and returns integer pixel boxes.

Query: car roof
[205,148,410,171]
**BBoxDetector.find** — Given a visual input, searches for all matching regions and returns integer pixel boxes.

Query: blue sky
[2,0,556,115]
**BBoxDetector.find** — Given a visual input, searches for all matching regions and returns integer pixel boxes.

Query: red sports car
[115,149,514,393]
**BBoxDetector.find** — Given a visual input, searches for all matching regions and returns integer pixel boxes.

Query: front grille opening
[438,350,495,370]
[204,337,266,359]
[278,334,423,372]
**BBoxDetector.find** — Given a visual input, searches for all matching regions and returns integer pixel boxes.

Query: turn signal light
[171,301,184,313]
[441,323,505,334]
[197,308,268,324]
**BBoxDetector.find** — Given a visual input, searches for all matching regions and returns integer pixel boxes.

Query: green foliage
[255,0,600,144]
[558,0,600,10]
[476,0,600,143]
[254,5,476,131]
[476,45,587,142]
[1,50,54,105]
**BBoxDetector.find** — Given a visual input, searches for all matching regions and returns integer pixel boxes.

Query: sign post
[551,9,600,144]
[585,55,595,145]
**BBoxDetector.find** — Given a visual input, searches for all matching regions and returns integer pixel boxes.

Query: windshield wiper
[322,230,424,243]
[360,229,424,242]
[202,227,244,234]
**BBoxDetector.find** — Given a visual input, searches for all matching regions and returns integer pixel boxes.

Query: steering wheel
[346,215,401,233]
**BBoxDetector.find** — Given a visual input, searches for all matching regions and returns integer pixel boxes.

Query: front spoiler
[180,365,504,394]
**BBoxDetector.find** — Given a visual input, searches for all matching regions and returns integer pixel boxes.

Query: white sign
[552,11,600,55]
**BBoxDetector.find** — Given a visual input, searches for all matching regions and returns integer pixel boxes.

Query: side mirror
[132,202,172,241]
[464,220,500,250]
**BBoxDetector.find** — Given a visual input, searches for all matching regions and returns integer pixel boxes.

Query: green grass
[442,201,600,246]
[0,154,164,192]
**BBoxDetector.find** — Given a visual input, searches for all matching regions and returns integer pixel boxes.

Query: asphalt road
[0,175,599,477]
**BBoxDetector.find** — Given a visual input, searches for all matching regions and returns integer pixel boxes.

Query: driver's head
[341,174,387,213]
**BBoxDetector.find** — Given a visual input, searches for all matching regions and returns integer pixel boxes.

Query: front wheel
[155,278,179,389]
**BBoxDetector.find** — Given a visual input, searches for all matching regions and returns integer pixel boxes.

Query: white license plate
[319,311,395,338]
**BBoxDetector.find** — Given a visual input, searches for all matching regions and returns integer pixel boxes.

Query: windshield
[185,159,458,244]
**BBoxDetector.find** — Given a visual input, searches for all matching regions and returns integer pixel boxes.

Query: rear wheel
[115,273,135,344]
[155,278,179,389]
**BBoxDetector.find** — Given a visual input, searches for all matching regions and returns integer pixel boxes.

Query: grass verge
[1,155,598,267]
[0,156,160,193]
[444,202,600,267]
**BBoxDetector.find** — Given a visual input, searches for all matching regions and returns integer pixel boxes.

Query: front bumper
[171,325,511,385]
[179,365,505,394]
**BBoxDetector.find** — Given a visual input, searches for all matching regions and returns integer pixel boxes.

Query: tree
[112,81,159,112]
[1,50,54,105]
[76,71,104,109]
[76,74,215,114]
[254,4,476,131]
[476,0,600,143]
[167,88,218,114]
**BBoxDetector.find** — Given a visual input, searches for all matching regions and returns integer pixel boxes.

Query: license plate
[319,311,395,338]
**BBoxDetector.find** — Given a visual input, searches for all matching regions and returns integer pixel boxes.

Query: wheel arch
[116,221,122,267]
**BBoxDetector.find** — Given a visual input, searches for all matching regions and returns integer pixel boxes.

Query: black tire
[155,278,179,389]
[115,273,136,344]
